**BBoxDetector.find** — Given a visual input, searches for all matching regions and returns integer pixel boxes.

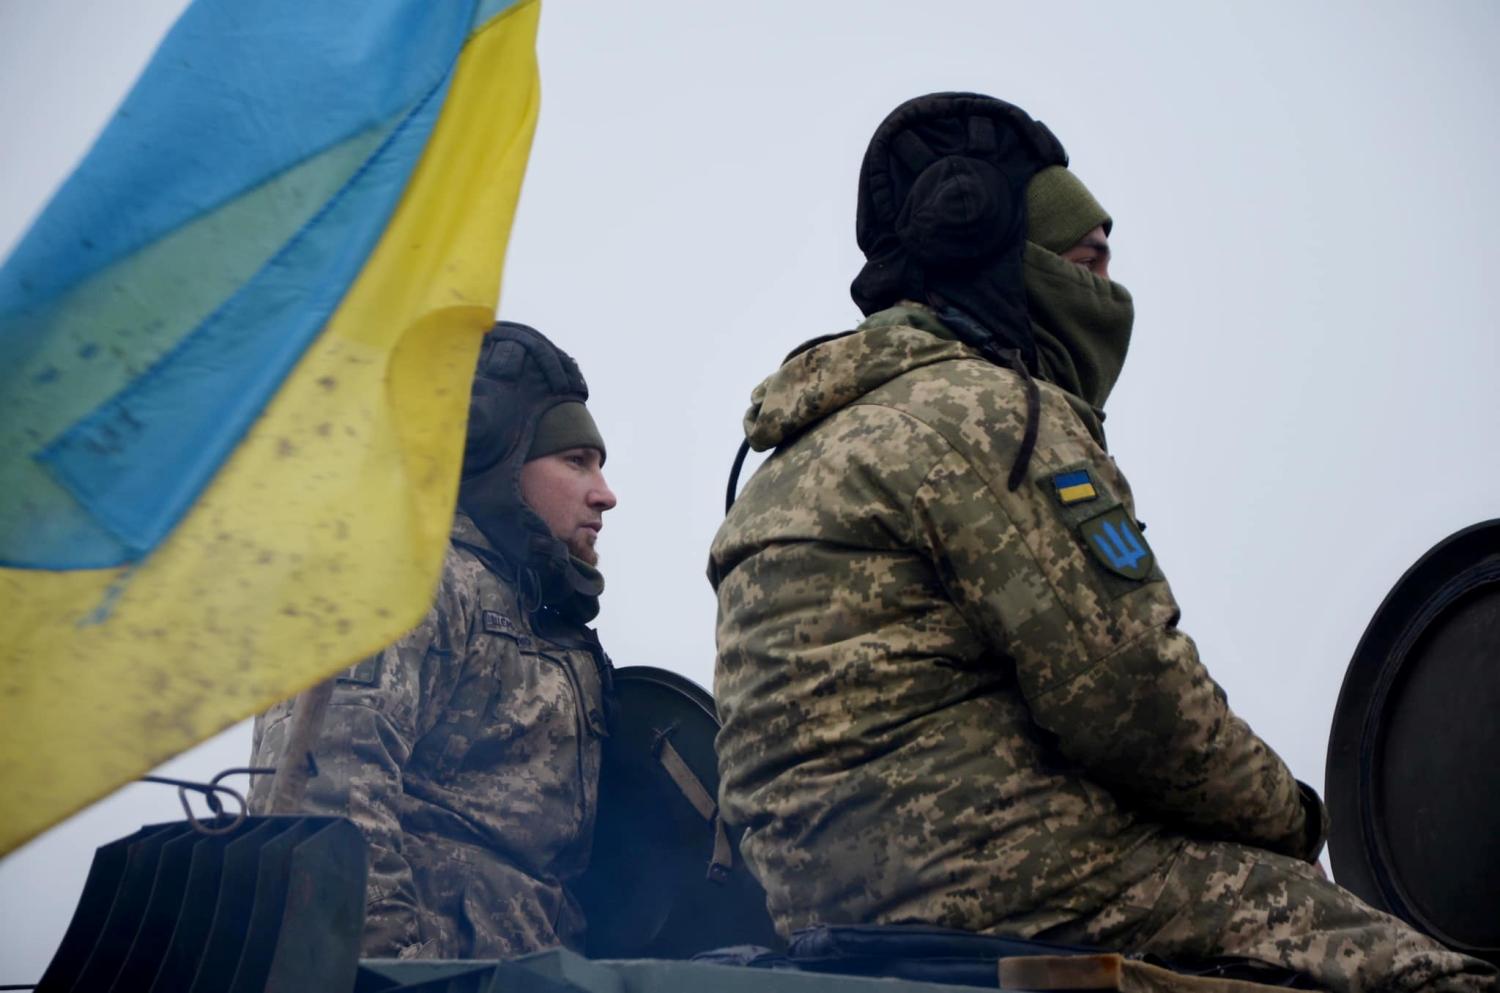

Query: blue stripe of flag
[0,0,484,568]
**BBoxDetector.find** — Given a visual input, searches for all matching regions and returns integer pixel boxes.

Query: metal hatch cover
[1326,519,1500,964]
[574,665,781,959]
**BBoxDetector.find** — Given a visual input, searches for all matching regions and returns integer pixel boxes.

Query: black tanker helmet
[851,91,1067,373]
[458,321,605,621]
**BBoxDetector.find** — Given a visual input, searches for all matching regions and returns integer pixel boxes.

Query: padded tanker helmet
[851,92,1068,370]
[462,321,590,477]
[458,321,603,612]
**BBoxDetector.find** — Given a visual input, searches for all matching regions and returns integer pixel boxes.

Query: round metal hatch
[1326,520,1500,964]
[574,666,781,958]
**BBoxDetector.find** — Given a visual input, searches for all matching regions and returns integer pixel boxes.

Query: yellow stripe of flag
[0,0,541,856]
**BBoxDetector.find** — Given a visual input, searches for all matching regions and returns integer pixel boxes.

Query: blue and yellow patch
[1051,469,1098,506]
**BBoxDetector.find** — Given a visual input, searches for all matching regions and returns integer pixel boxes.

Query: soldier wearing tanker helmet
[709,93,1498,992]
[252,321,618,959]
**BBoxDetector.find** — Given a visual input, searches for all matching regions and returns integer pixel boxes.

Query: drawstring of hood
[930,302,1041,491]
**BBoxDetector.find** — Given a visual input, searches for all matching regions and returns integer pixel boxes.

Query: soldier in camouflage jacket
[252,322,617,959]
[710,94,1496,993]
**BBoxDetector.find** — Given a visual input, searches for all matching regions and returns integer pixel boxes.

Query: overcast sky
[2,0,1497,982]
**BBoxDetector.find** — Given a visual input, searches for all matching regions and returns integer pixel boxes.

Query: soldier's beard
[568,531,599,566]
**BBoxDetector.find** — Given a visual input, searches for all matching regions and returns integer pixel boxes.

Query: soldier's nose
[591,476,617,512]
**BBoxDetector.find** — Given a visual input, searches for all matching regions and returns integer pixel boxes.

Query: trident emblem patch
[1079,507,1154,581]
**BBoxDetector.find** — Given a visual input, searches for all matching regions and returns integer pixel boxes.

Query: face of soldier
[519,447,617,565]
[1059,224,1111,280]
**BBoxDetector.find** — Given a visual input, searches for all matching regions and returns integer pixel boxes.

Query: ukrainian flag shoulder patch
[1052,468,1098,507]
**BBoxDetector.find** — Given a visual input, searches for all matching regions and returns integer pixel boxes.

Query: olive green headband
[527,401,606,463]
[1026,165,1111,255]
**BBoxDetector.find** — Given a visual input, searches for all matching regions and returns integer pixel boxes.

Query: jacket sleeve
[910,437,1324,862]
[251,553,473,955]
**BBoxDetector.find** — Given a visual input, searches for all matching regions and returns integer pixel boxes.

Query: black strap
[724,439,752,514]
[1001,347,1040,492]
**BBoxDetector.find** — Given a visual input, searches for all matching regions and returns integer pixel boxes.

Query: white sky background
[1,0,1497,981]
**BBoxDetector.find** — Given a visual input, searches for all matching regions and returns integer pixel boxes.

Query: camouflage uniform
[709,302,1496,992]
[251,510,611,959]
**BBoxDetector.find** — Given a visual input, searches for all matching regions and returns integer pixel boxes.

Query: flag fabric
[0,0,541,855]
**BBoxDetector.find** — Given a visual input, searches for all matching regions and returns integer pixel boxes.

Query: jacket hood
[743,303,976,452]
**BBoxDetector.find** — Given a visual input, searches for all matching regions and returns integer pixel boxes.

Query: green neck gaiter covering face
[1021,165,1134,441]
[1023,242,1135,437]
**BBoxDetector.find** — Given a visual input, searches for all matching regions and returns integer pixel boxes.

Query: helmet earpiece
[462,377,512,476]
[896,156,1015,266]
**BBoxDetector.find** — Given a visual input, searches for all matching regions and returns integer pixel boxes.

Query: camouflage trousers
[1036,840,1497,993]
[397,833,583,960]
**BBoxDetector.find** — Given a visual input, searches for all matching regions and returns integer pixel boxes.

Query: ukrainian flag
[0,0,541,854]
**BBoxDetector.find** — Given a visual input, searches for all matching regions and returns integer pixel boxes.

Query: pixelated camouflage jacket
[251,511,611,959]
[709,302,1324,939]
